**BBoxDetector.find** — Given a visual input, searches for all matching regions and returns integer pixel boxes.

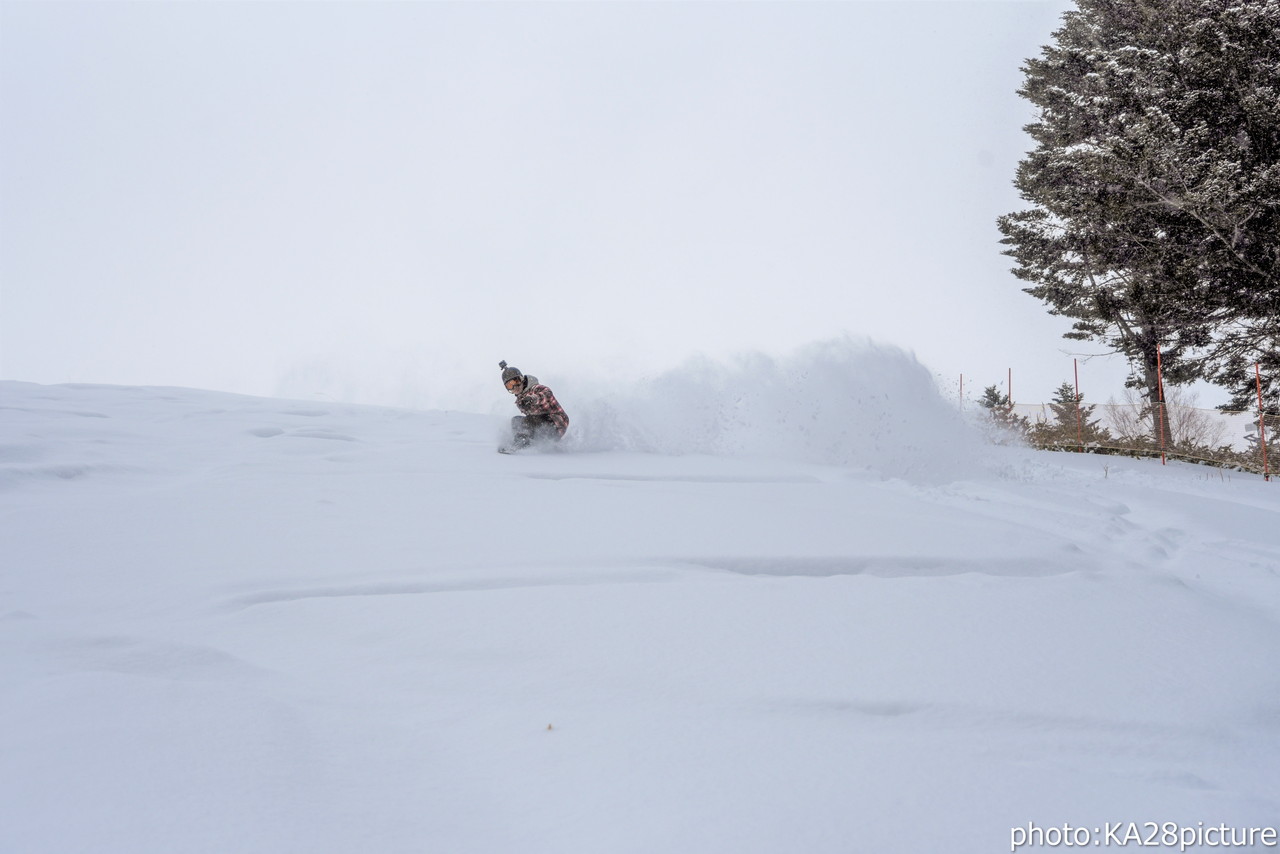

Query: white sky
[4,0,1159,413]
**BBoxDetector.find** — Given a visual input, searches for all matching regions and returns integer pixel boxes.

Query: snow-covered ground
[2,353,1278,853]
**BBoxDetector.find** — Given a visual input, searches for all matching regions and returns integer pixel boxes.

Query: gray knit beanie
[499,361,524,385]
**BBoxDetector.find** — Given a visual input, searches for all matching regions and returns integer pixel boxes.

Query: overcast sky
[3,0,1158,413]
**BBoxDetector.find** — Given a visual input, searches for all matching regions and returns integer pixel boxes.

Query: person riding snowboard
[499,361,569,450]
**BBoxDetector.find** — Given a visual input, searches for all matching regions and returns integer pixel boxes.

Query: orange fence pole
[1155,344,1167,465]
[1073,358,1084,450]
[1258,363,1271,482]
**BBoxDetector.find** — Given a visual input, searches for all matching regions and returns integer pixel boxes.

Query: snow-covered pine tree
[978,384,1032,438]
[979,384,1011,413]
[1030,381,1113,448]
[998,0,1280,418]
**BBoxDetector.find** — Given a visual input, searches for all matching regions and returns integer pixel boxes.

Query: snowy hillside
[2,364,1278,853]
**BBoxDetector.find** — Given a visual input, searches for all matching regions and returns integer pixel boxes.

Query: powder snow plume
[557,338,986,483]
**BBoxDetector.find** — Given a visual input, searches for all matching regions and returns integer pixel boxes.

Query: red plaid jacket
[515,382,569,436]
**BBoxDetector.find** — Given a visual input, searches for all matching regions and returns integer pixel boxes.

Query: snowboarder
[499,361,569,452]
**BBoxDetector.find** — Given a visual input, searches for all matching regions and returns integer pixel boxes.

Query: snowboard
[497,438,563,455]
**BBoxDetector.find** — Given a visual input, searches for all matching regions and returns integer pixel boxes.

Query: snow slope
[2,367,1278,854]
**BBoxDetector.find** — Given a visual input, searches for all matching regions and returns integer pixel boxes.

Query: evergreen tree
[999,0,1280,416]
[978,384,1031,435]
[978,384,1010,412]
[1040,381,1112,446]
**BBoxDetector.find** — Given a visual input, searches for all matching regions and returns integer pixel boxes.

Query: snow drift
[556,338,985,483]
